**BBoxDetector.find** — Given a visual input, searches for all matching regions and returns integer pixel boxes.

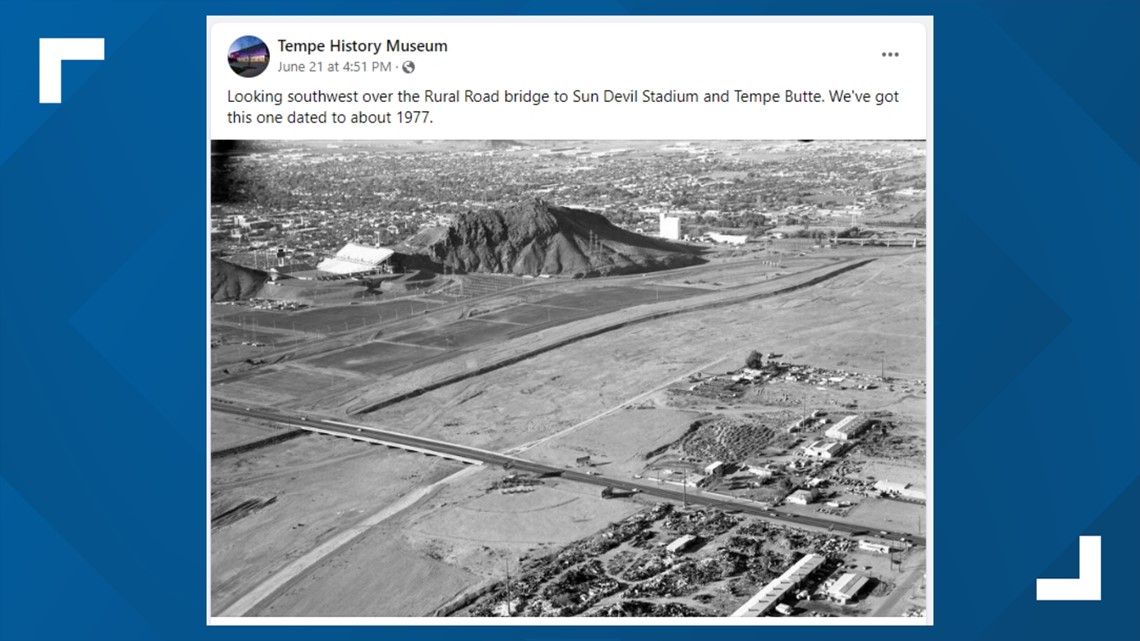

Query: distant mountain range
[398,199,704,277]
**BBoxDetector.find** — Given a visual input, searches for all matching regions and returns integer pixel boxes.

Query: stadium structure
[316,243,395,275]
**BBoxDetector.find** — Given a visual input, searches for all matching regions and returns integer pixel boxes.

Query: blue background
[1,1,1137,640]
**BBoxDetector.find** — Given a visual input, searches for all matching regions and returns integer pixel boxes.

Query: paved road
[213,403,925,547]
[871,561,926,617]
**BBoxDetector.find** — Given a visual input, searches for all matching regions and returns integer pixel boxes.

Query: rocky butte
[398,199,705,277]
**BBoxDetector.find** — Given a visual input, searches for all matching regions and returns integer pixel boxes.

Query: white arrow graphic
[39,38,104,103]
[1036,535,1101,601]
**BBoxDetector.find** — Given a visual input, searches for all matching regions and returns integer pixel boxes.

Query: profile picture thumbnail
[228,36,270,78]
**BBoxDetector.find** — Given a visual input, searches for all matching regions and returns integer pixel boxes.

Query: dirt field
[407,475,643,560]
[296,284,701,374]
[860,460,926,491]
[210,433,462,615]
[355,252,924,454]
[257,525,478,617]
[305,340,451,377]
[210,412,286,451]
[211,249,927,617]
[227,295,448,335]
[253,469,644,617]
[525,409,702,477]
[213,365,369,408]
[843,498,925,536]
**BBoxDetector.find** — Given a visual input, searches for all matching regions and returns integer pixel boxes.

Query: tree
[745,350,764,369]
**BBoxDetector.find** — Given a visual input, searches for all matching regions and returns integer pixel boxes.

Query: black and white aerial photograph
[210,140,929,619]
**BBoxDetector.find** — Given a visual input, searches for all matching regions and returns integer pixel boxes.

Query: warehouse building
[665,534,698,555]
[827,572,871,604]
[825,415,868,441]
[803,439,847,459]
[731,553,826,617]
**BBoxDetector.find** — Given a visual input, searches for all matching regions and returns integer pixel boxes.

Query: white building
[704,461,725,476]
[901,487,927,502]
[316,242,394,275]
[828,572,870,604]
[859,539,894,554]
[786,488,818,505]
[666,534,698,555]
[803,439,847,459]
[731,554,826,617]
[707,232,748,245]
[746,465,776,479]
[874,480,927,502]
[659,213,682,240]
[825,415,868,441]
[874,480,909,494]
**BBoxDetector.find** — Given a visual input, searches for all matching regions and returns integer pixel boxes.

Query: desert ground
[211,245,927,618]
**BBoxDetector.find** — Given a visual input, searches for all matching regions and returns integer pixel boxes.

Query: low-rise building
[874,480,909,494]
[825,415,868,441]
[731,553,826,617]
[859,539,894,554]
[874,480,927,502]
[666,534,699,555]
[901,487,927,502]
[746,465,776,479]
[704,461,726,476]
[708,232,748,245]
[785,416,810,432]
[828,572,870,604]
[786,488,818,505]
[804,439,847,459]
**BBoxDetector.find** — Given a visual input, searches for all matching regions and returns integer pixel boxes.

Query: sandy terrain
[254,468,644,616]
[210,432,462,614]
[860,460,926,491]
[211,412,288,451]
[525,409,702,476]
[257,523,478,617]
[211,249,927,617]
[358,252,924,456]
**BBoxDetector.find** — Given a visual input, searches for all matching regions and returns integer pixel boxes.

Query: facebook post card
[208,17,930,624]
[4,3,1138,641]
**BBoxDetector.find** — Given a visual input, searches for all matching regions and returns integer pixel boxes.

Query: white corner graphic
[1036,535,1102,601]
[39,38,104,104]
